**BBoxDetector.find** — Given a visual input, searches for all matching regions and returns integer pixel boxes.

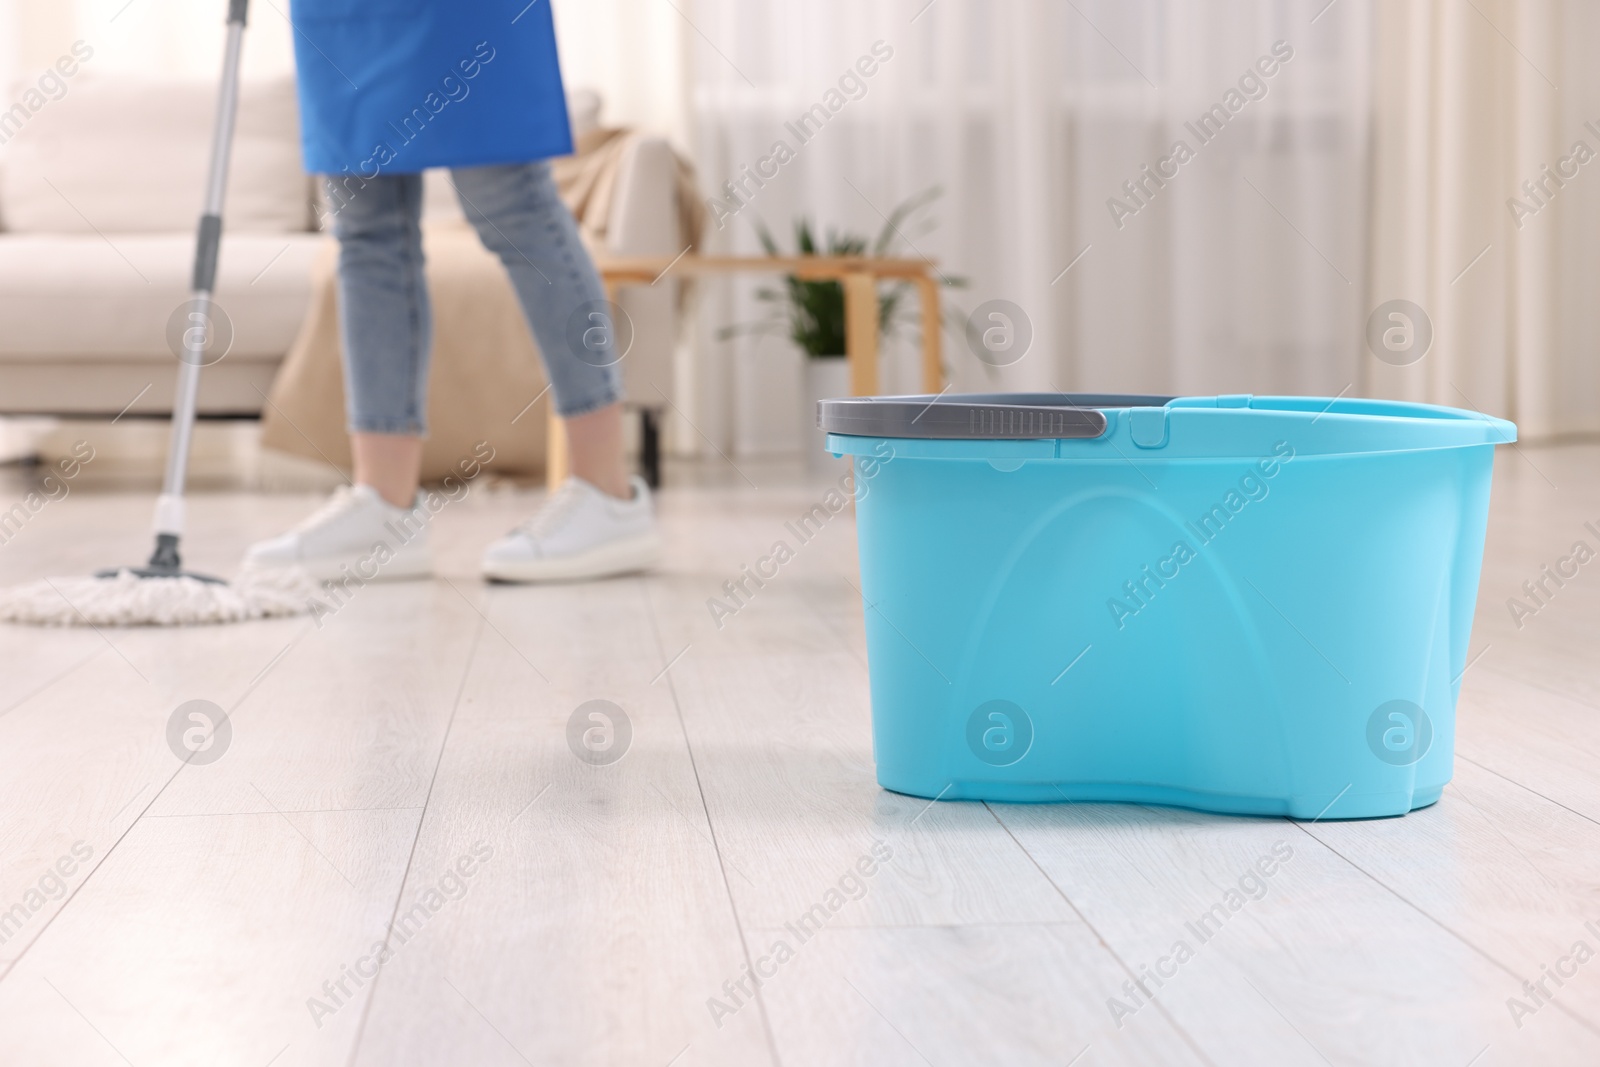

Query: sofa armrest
[606,137,683,407]
[607,137,683,257]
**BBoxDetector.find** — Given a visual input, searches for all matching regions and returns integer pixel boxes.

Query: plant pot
[802,357,852,475]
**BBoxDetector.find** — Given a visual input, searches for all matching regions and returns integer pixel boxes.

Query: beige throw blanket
[261,129,703,479]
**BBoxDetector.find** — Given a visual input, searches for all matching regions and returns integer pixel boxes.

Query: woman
[247,0,658,583]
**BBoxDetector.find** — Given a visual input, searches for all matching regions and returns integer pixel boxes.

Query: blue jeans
[326,161,621,434]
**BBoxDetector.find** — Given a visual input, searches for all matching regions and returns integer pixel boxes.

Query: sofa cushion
[0,232,325,359]
[0,74,309,234]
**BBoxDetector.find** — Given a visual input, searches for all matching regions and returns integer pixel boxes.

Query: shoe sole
[481,532,662,584]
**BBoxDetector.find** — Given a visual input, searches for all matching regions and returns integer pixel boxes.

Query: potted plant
[721,189,961,471]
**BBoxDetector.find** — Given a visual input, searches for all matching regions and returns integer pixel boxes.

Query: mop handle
[149,0,249,568]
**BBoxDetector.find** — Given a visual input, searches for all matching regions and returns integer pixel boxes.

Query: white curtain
[687,0,1376,455]
[1367,0,1600,439]
[686,0,1600,454]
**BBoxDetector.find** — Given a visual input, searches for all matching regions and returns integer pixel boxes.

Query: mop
[0,0,315,627]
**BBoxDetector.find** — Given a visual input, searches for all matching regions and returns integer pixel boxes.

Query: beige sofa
[0,75,317,416]
[0,73,683,471]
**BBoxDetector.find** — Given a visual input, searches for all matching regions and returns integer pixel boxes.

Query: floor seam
[1291,820,1600,1041]
[1456,753,1600,831]
[342,605,488,1067]
[982,802,1220,1067]
[0,753,185,985]
[0,646,107,724]
[1472,659,1600,721]
[640,574,785,1067]
[0,624,315,985]
[141,805,429,819]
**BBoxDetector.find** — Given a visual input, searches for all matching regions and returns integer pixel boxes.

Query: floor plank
[146,582,483,817]
[0,808,424,1067]
[0,615,311,970]
[348,578,774,1067]
[994,798,1600,1066]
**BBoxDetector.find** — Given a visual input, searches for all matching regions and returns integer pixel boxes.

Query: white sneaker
[244,484,433,582]
[481,475,661,582]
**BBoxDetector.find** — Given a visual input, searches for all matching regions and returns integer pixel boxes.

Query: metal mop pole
[120,0,249,580]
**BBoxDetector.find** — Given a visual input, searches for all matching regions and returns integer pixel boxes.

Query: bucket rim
[817,392,1518,448]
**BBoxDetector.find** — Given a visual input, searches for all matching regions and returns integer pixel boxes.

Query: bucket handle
[816,393,1174,441]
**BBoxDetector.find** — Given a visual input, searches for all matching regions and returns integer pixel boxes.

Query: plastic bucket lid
[818,393,1517,459]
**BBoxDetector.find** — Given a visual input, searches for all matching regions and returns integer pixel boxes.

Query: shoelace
[513,480,590,541]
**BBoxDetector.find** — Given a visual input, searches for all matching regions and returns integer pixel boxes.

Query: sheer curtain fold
[689,0,1380,456]
[687,0,1594,455]
[1368,0,1597,439]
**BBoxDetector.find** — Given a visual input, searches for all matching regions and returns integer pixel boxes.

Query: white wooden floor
[1,445,1599,1067]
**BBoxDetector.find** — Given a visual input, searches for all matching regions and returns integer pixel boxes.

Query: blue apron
[289,0,573,175]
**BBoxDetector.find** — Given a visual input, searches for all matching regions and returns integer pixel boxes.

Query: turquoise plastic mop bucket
[821,393,1516,819]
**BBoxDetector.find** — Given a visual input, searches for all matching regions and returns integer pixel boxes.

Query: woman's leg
[333,172,431,507]
[243,172,436,580]
[452,160,659,581]
[562,403,627,498]
[350,433,424,508]
[450,161,629,499]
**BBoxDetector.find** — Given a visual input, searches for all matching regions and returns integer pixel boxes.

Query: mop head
[0,566,318,627]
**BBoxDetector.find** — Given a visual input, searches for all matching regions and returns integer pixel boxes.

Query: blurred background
[1,0,1596,466]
